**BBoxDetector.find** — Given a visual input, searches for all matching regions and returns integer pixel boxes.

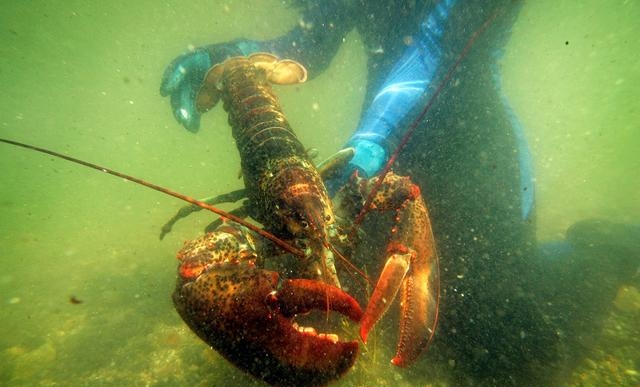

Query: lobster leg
[204,205,250,233]
[159,188,247,239]
[352,173,440,366]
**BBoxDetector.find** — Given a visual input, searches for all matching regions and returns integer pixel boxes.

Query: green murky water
[0,1,638,386]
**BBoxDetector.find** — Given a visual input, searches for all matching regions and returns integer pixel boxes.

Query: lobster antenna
[352,5,505,231]
[327,240,372,287]
[0,137,305,258]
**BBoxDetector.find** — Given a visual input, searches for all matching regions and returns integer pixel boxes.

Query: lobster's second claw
[173,231,363,387]
[358,174,440,367]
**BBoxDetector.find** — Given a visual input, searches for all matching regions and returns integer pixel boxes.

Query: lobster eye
[300,220,309,229]
[264,291,278,309]
[325,214,332,222]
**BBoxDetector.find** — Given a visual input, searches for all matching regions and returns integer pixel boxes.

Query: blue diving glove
[348,139,387,178]
[324,139,388,196]
[159,40,261,132]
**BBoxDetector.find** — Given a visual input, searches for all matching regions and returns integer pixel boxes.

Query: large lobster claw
[172,228,363,387]
[354,173,440,367]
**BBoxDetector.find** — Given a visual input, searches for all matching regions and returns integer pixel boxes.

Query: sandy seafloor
[0,1,638,386]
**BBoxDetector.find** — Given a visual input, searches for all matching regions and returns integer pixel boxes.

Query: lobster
[166,52,439,386]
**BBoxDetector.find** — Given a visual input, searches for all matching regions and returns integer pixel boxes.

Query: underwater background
[0,1,638,386]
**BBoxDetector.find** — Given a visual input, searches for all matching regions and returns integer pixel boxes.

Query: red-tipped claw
[173,231,363,387]
[357,174,440,367]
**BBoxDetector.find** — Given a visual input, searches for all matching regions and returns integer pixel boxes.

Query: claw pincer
[343,173,439,367]
[173,229,363,387]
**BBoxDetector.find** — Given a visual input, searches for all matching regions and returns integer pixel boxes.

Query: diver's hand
[160,43,244,132]
[323,139,387,196]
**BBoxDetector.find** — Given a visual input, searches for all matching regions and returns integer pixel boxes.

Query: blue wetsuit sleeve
[344,0,534,220]
[346,0,458,177]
